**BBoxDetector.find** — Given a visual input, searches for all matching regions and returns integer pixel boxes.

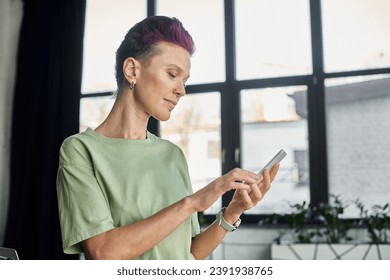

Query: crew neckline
[84,127,157,145]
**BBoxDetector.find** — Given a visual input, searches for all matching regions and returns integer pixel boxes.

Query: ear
[123,57,140,83]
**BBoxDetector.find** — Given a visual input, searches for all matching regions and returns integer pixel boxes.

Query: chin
[154,112,171,122]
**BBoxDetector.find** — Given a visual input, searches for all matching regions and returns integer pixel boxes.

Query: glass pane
[160,92,222,214]
[79,96,115,132]
[322,0,390,73]
[240,86,310,214]
[157,0,225,85]
[325,74,390,217]
[235,0,312,80]
[82,0,146,93]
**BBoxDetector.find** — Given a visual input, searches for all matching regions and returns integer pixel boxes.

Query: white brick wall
[327,95,390,216]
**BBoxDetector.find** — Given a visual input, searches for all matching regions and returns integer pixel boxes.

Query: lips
[164,99,177,109]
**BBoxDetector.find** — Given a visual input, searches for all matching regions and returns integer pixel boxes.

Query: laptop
[0,247,19,260]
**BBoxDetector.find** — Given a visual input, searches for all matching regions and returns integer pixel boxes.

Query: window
[325,74,390,217]
[81,0,146,94]
[80,0,390,220]
[235,0,312,80]
[293,150,309,186]
[157,0,225,84]
[160,92,222,214]
[80,96,114,131]
[321,0,390,217]
[80,0,146,131]
[240,86,309,214]
[322,0,390,73]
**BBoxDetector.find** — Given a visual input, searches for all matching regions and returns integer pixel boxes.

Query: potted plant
[270,194,378,260]
[285,201,317,243]
[315,194,353,244]
[355,200,390,259]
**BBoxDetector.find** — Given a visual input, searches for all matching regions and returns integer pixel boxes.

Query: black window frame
[80,0,390,224]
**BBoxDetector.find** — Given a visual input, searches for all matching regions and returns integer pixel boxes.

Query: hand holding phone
[257,149,287,184]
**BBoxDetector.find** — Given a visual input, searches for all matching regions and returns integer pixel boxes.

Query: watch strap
[216,207,241,232]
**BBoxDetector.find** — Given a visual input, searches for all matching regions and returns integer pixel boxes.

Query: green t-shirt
[56,128,200,260]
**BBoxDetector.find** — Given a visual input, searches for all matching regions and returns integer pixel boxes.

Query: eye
[168,72,177,78]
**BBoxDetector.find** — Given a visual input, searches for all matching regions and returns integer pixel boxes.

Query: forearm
[84,196,195,259]
[191,168,279,259]
[83,168,261,260]
[191,209,241,260]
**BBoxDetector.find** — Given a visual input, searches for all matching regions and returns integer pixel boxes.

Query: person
[56,15,280,260]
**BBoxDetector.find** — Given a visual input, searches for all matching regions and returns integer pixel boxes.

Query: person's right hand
[188,168,260,212]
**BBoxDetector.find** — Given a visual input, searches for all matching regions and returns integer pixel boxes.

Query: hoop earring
[129,81,136,90]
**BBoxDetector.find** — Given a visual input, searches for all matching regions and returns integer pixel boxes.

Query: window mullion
[308,0,329,206]
[221,0,240,207]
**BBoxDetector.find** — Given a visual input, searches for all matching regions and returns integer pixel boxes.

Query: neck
[94,91,149,140]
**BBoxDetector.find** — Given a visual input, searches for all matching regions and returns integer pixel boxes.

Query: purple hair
[115,16,195,89]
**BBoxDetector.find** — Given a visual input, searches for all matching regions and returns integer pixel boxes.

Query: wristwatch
[216,207,241,232]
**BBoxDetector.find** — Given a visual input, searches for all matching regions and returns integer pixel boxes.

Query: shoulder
[59,129,95,165]
[148,132,187,160]
[152,133,183,153]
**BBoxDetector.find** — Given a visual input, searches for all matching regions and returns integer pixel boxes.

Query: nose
[174,83,186,98]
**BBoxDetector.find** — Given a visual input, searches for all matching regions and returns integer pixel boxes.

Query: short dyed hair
[115,16,195,89]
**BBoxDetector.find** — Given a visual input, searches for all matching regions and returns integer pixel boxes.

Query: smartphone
[257,149,287,184]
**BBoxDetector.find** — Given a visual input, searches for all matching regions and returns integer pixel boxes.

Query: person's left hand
[225,163,280,218]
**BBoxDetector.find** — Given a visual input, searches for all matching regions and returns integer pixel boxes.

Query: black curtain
[4,0,86,259]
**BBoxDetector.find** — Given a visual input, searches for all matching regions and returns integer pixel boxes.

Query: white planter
[271,243,390,260]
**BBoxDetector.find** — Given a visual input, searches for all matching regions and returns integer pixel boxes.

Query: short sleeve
[191,212,201,238]
[173,146,200,238]
[56,163,115,254]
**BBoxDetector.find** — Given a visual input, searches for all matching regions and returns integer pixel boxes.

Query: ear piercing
[129,81,136,90]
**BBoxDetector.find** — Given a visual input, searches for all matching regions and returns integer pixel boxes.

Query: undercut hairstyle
[115,16,195,89]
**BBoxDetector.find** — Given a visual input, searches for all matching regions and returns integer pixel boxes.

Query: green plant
[355,200,390,244]
[315,194,353,243]
[283,194,353,244]
[286,201,317,243]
